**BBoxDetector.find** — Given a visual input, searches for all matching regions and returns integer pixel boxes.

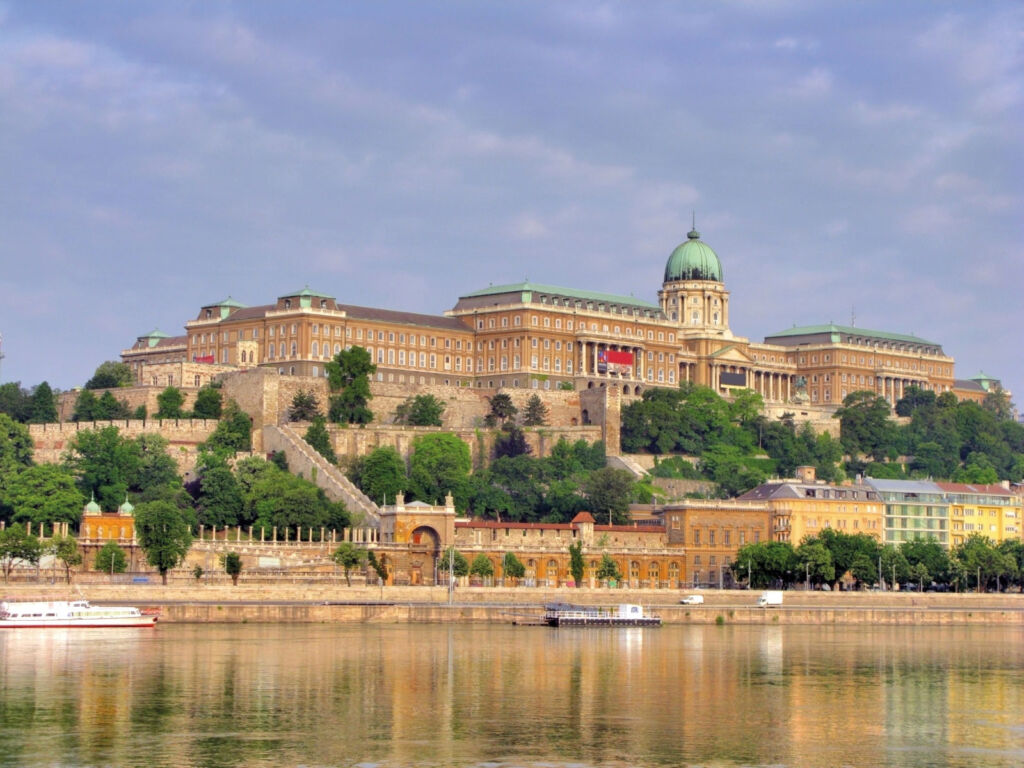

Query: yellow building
[938,482,1023,548]
[123,228,969,412]
[738,467,884,545]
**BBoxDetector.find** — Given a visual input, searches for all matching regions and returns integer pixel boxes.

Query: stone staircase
[606,454,648,480]
[263,424,381,526]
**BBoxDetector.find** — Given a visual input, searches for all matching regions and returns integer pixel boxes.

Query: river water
[1,623,1022,767]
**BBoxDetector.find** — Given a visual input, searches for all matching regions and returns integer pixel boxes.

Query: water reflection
[1,624,1022,767]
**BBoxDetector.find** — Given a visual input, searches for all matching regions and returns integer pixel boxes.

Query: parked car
[680,595,705,605]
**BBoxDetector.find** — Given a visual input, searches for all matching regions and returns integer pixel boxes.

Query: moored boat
[544,602,661,627]
[0,599,158,628]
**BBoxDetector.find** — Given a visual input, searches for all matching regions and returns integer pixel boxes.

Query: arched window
[311,341,319,357]
[269,343,275,359]
[290,342,297,356]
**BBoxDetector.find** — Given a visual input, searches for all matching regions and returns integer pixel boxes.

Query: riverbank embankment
[4,583,1023,625]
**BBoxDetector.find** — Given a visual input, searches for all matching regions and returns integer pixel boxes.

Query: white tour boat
[0,599,158,628]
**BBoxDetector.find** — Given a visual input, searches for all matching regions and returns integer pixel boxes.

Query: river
[1,623,1021,767]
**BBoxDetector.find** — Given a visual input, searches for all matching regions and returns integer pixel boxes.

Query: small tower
[658,223,730,334]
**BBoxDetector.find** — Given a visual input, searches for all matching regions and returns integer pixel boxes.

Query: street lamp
[805,562,810,591]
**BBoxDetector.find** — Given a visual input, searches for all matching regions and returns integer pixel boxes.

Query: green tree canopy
[288,389,322,422]
[28,382,59,424]
[196,455,244,528]
[332,542,366,586]
[484,393,517,427]
[502,551,526,580]
[595,553,621,581]
[63,426,141,511]
[94,540,127,574]
[0,413,33,477]
[191,386,223,419]
[469,553,494,578]
[834,390,897,461]
[202,400,252,456]
[304,415,337,464]
[1,464,84,527]
[155,387,186,419]
[408,433,472,510]
[50,534,82,582]
[135,499,193,584]
[731,541,798,589]
[347,446,407,506]
[437,547,469,577]
[522,394,549,426]
[0,382,31,422]
[394,394,445,426]
[581,467,634,525]
[0,523,42,581]
[326,346,376,424]
[85,361,134,390]
[223,551,243,585]
[568,540,585,585]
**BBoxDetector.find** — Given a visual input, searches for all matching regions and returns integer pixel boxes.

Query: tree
[700,444,768,497]
[834,390,897,460]
[64,426,141,511]
[28,382,58,424]
[347,446,407,505]
[85,361,133,389]
[0,413,33,476]
[502,551,526,581]
[332,542,366,586]
[94,540,127,574]
[367,550,388,583]
[155,387,186,419]
[437,547,469,577]
[522,394,548,427]
[191,386,223,419]
[72,390,99,422]
[288,389,322,422]
[96,391,132,420]
[568,540,585,586]
[246,467,349,534]
[326,346,376,424]
[982,385,1013,421]
[202,400,252,455]
[879,544,912,588]
[408,433,472,510]
[135,499,193,584]
[0,523,41,582]
[493,423,531,459]
[954,533,1016,592]
[595,553,621,582]
[795,540,835,587]
[813,529,881,589]
[581,468,634,525]
[0,382,31,422]
[484,392,517,427]
[394,394,445,426]
[50,534,82,583]
[849,553,878,588]
[304,416,337,464]
[732,541,798,588]
[223,551,243,585]
[895,385,936,417]
[196,456,244,528]
[901,540,950,586]
[134,434,181,496]
[1,464,83,527]
[469,553,494,579]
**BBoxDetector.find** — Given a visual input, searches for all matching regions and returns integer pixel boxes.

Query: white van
[680,594,705,605]
[757,590,783,607]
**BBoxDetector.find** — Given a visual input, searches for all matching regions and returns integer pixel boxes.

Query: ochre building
[123,228,979,412]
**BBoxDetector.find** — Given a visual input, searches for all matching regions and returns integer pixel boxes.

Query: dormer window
[284,299,291,309]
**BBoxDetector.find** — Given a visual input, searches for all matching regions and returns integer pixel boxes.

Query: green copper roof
[664,228,723,283]
[138,328,170,348]
[209,297,247,308]
[85,492,100,514]
[765,323,939,347]
[460,282,660,310]
[280,286,334,300]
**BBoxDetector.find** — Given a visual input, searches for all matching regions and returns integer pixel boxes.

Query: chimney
[796,465,816,483]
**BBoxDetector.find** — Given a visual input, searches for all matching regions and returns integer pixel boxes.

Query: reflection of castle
[123,227,987,410]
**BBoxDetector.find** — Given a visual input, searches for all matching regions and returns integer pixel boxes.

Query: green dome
[85,493,101,515]
[119,496,134,516]
[663,228,723,283]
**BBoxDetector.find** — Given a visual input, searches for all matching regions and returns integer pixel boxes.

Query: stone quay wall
[5,584,1022,625]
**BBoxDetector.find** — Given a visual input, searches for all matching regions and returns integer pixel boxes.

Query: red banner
[194,355,215,364]
[598,349,634,374]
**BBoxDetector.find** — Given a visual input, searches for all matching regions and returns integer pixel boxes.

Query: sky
[1,1,1021,395]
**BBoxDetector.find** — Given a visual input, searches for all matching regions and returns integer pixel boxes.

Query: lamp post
[805,562,810,591]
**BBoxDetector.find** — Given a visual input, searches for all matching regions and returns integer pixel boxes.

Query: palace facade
[124,227,977,411]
